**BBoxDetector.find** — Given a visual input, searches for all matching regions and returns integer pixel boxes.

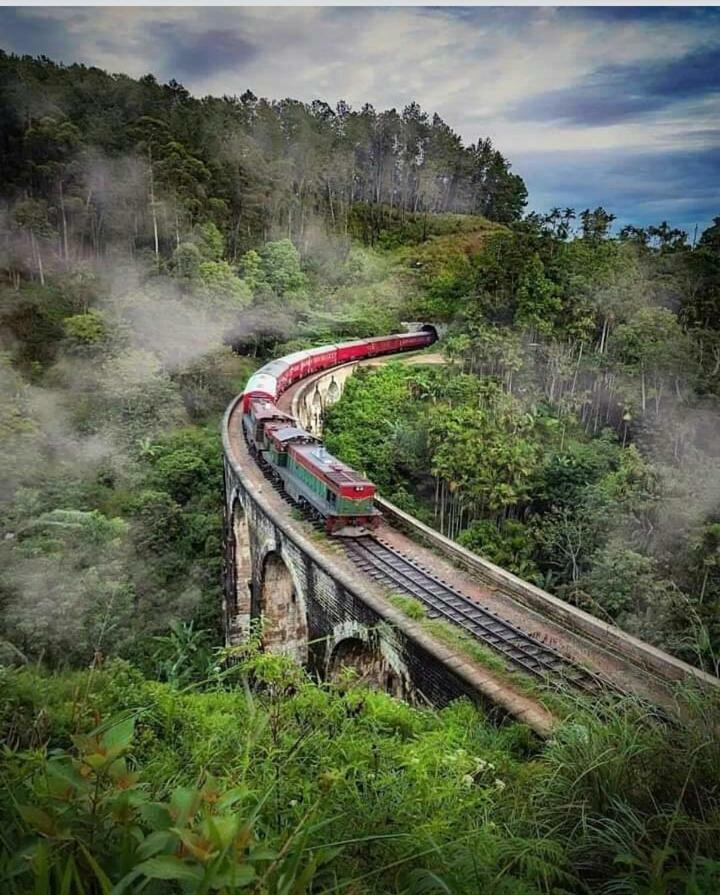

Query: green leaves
[135,854,204,881]
[3,706,326,895]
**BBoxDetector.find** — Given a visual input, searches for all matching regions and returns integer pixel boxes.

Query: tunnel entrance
[420,323,440,343]
[258,551,308,662]
[328,637,402,696]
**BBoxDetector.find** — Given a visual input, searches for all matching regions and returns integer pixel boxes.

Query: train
[240,327,437,536]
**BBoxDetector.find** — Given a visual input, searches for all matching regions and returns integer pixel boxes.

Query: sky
[1,6,719,235]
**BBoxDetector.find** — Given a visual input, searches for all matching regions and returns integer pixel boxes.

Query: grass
[2,641,719,895]
[388,593,426,621]
[386,590,575,717]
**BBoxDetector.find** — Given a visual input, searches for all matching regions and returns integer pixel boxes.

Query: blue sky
[1,6,719,235]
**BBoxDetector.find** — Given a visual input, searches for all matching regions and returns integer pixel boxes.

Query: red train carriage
[242,327,436,411]
[240,325,438,534]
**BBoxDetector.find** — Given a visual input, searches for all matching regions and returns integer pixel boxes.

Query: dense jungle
[1,52,720,894]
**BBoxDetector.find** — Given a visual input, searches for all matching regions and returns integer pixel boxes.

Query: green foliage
[259,239,307,295]
[151,620,217,686]
[197,260,252,309]
[429,392,541,516]
[93,349,187,447]
[612,306,690,373]
[1,661,719,895]
[349,204,501,249]
[514,253,562,335]
[0,661,546,894]
[458,519,539,580]
[325,364,423,490]
[63,309,110,349]
[173,240,203,278]
[172,348,257,423]
[0,506,136,665]
[238,249,265,292]
[585,542,661,617]
[0,707,336,894]
[195,221,225,261]
[0,415,226,667]
[144,428,221,503]
[0,50,527,278]
[388,593,427,620]
[327,207,720,668]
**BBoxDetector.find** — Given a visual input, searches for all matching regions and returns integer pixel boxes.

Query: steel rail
[343,535,610,695]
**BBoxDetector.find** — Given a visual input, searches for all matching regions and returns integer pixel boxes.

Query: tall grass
[0,653,718,894]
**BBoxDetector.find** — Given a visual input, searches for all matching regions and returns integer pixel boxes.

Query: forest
[1,51,720,894]
[324,211,720,674]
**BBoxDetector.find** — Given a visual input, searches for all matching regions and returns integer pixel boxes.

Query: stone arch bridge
[222,346,718,736]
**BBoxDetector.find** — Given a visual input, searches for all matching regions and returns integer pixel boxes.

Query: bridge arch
[311,386,323,433]
[326,376,340,403]
[258,549,308,662]
[328,634,404,697]
[225,496,253,643]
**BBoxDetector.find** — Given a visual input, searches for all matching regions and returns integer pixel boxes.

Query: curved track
[236,334,719,707]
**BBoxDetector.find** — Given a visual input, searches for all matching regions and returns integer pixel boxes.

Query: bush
[63,309,109,349]
[2,662,718,894]
[458,518,540,581]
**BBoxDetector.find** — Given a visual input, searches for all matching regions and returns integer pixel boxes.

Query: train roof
[244,371,278,394]
[260,359,290,377]
[249,400,293,422]
[306,344,339,357]
[281,350,313,365]
[268,425,315,444]
[290,442,375,490]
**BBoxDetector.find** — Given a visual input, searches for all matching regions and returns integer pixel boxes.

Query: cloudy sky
[1,6,719,234]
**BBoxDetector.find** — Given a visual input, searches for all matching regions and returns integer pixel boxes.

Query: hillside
[1,49,720,895]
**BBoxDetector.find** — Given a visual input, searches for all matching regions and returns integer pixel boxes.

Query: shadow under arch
[326,376,340,403]
[328,636,402,697]
[258,550,308,662]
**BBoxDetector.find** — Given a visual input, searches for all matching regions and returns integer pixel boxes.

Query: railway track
[344,535,611,696]
[248,425,615,697]
[250,423,678,710]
